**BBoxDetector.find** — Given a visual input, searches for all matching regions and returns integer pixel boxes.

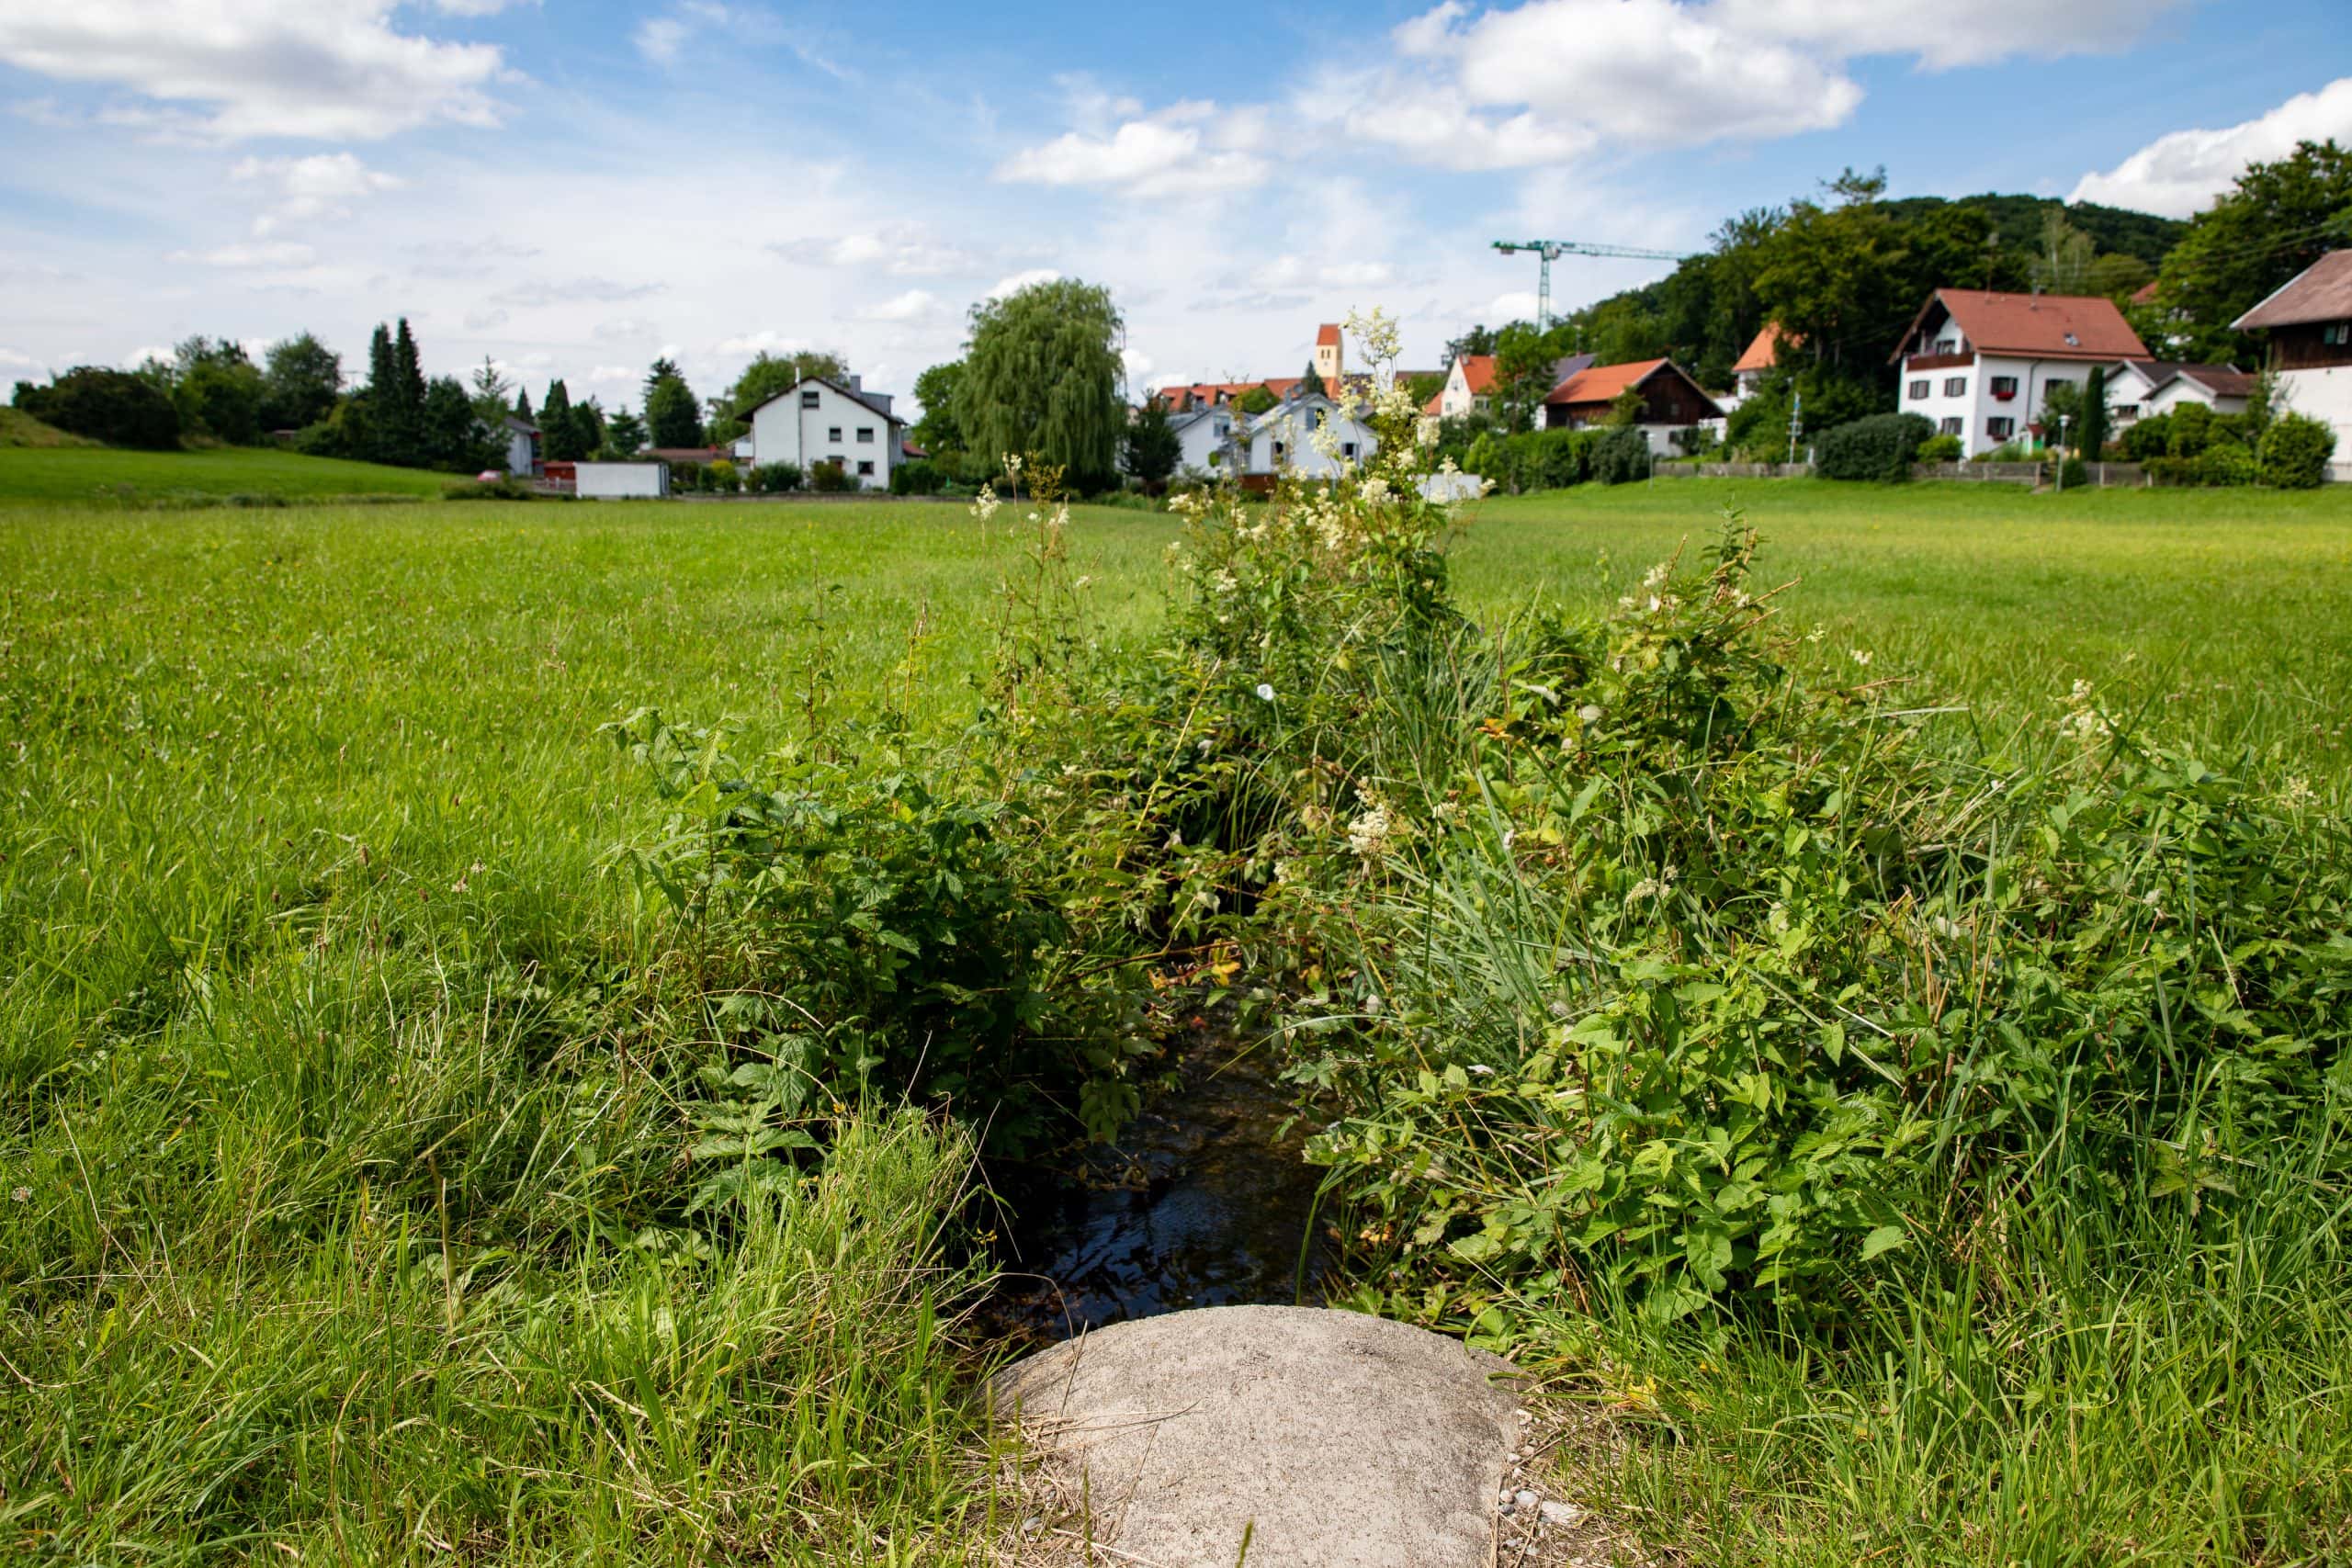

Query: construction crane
[1492,240,1689,332]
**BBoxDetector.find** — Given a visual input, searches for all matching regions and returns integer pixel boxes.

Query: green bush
[2120,412,2173,461]
[1589,424,1652,485]
[2257,412,2337,489]
[2166,401,2215,457]
[707,458,741,493]
[751,462,801,493]
[671,459,705,492]
[1814,412,1935,480]
[2052,456,2089,490]
[889,458,944,495]
[808,458,854,493]
[13,367,181,449]
[1916,433,1962,462]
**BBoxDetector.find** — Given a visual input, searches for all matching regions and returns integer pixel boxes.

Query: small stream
[982,1034,1337,1345]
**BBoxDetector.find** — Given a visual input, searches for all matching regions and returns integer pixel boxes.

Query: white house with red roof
[1427,354,1498,418]
[1893,289,2149,457]
[1721,323,1790,413]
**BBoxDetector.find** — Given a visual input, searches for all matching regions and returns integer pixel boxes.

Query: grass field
[0,440,452,501]
[4,479,2350,1562]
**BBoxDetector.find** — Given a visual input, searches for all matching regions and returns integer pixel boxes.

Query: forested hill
[1880,193,2186,269]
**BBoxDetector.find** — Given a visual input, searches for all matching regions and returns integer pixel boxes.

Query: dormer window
[2063,333,2080,347]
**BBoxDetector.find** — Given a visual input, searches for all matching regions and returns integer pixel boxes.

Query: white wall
[2278,366,2352,481]
[1245,401,1379,477]
[2143,378,2248,420]
[2105,364,2163,427]
[1173,411,1236,472]
[575,462,668,499]
[1438,361,1479,419]
[747,379,896,490]
[504,428,535,474]
[1896,354,2083,457]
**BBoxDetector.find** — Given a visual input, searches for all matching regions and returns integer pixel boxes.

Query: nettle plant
[1268,518,2352,1323]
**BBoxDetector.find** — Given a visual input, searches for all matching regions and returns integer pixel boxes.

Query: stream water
[984,1034,1337,1346]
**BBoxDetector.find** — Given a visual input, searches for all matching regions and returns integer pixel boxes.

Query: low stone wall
[1651,462,1813,479]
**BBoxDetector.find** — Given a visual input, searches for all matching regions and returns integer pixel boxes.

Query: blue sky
[2,1,2348,414]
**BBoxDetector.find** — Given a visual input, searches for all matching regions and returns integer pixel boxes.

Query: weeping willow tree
[956,278,1125,486]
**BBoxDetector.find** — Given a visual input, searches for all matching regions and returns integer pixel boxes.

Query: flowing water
[985,1033,1337,1345]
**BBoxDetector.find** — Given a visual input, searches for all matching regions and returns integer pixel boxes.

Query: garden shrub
[2053,456,2089,489]
[1589,424,1651,485]
[1815,412,1934,480]
[671,460,704,492]
[808,458,854,492]
[2257,412,2337,489]
[707,458,741,493]
[13,367,181,449]
[889,458,944,495]
[2166,401,2215,457]
[1915,432,1962,463]
[751,461,801,493]
[2120,412,2173,461]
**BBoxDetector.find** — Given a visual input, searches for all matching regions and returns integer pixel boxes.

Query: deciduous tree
[956,277,1125,487]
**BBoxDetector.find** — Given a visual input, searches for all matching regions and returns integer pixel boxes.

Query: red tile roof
[1316,322,1341,346]
[2132,279,2162,306]
[1897,289,2148,363]
[1457,354,1497,393]
[1732,323,1788,374]
[2232,250,2352,330]
[1544,357,1667,407]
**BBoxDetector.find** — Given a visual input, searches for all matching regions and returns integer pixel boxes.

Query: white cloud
[125,344,174,367]
[772,225,979,276]
[2070,77,2352,219]
[0,3,509,141]
[0,346,40,369]
[1707,0,2185,71]
[856,289,942,322]
[231,152,403,235]
[637,2,852,78]
[714,329,820,355]
[634,16,691,64]
[988,268,1063,299]
[426,0,537,14]
[997,101,1270,197]
[167,241,318,267]
[586,365,639,385]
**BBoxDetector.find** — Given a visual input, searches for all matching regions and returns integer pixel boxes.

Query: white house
[500,414,540,477]
[1720,323,1789,414]
[2108,360,2254,429]
[1892,289,2150,457]
[1425,354,1498,419]
[741,374,905,490]
[1168,405,1238,472]
[2233,250,2352,481]
[1242,392,1379,478]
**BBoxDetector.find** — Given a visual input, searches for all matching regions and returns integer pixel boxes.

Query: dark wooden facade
[2270,323,2352,372]
[1544,363,1719,431]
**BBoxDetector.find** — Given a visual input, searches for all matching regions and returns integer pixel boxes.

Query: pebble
[1539,1500,1588,1528]
[1498,1488,1515,1506]
[1514,1489,1539,1510]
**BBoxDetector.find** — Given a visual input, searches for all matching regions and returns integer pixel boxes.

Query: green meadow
[5,475,2351,1562]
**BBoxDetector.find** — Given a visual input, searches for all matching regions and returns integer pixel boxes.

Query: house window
[1943,377,1966,398]
[2325,322,2350,345]
[856,460,874,477]
[2115,403,2140,420]
[828,426,842,441]
[1272,441,1287,460]
[800,390,820,408]
[1989,376,2018,400]
[1986,416,2015,440]
[1341,442,1357,458]
[1939,417,1962,435]
[1908,378,1929,400]
[856,427,874,443]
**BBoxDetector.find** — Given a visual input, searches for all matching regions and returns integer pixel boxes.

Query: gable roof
[740,374,905,425]
[2157,364,2257,400]
[502,414,540,435]
[1544,357,1666,406]
[2232,250,2352,331]
[1732,323,1788,374]
[1894,289,2148,364]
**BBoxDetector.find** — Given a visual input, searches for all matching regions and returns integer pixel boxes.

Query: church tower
[1313,322,1341,389]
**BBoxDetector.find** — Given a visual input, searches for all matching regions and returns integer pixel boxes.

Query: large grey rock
[992,1304,1521,1567]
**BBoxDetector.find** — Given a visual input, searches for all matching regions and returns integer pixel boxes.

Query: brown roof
[1315,322,1341,346]
[1894,289,2149,364]
[1732,323,1787,374]
[2232,250,2352,331]
[2165,365,2258,399]
[2132,279,2162,306]
[1544,357,1667,407]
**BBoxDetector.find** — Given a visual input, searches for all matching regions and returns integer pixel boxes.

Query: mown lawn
[4,481,2349,1562]
[0,441,452,501]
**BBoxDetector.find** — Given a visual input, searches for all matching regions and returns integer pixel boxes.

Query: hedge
[1815,412,1934,481]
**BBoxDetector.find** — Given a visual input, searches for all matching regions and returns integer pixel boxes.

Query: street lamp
[2055,413,2072,493]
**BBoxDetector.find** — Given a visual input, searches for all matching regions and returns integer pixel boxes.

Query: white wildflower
[1467,1064,1495,1077]
[1577,704,1603,724]
[1850,649,1872,667]
[970,482,1001,525]
[1256,682,1275,702]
